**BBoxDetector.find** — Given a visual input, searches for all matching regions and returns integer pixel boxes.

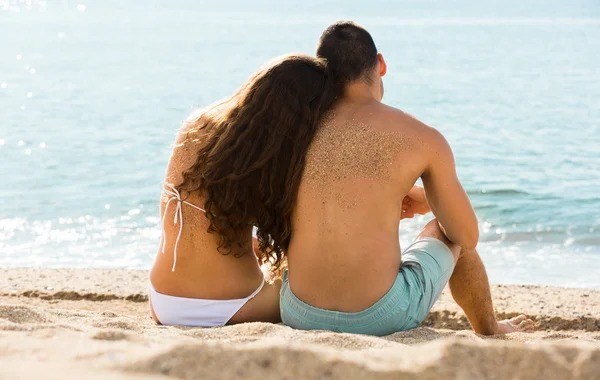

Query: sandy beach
[0,268,598,379]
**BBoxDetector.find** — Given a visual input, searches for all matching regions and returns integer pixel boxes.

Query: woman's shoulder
[183,107,206,125]
[183,99,229,125]
[165,108,208,185]
[166,100,231,183]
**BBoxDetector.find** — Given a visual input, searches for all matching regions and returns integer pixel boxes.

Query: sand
[0,269,599,379]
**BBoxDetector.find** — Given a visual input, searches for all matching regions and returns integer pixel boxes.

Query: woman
[149,54,337,327]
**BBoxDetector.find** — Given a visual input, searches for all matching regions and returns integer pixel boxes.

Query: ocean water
[1,0,599,287]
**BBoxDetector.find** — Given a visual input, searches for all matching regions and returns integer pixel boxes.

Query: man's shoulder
[373,103,442,141]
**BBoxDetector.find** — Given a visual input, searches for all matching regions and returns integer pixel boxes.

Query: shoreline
[1,268,599,379]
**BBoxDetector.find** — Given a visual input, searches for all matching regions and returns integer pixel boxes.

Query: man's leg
[416,219,534,335]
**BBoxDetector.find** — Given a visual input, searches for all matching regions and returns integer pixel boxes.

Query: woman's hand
[401,185,431,219]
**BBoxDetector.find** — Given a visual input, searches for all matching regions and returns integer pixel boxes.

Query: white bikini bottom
[149,280,265,327]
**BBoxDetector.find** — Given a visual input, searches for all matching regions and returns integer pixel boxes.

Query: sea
[1,0,599,288]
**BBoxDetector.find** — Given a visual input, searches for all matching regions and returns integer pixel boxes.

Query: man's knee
[416,219,461,261]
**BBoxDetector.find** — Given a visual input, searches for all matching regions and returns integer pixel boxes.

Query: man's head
[316,21,386,98]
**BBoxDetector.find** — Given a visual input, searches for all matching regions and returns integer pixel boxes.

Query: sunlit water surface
[1,0,599,287]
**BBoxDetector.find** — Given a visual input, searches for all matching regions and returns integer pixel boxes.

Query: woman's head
[178,54,338,269]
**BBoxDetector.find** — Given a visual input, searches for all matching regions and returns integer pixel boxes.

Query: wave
[468,189,529,196]
[480,229,600,246]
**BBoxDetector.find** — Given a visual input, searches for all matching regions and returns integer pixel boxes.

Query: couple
[149,21,534,336]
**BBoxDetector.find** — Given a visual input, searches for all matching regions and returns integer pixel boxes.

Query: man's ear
[378,53,387,77]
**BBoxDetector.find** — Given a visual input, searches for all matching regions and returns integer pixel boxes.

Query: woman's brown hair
[177,54,338,270]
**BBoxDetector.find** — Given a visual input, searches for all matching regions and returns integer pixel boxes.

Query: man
[280,21,534,336]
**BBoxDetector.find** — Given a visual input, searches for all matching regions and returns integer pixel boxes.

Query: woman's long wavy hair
[176,54,338,270]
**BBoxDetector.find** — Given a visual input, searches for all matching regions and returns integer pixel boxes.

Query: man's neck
[342,80,380,102]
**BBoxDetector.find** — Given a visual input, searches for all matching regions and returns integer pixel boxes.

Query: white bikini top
[161,182,206,272]
[157,183,265,327]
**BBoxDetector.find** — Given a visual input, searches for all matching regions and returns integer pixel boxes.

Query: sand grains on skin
[302,117,409,211]
[304,118,408,187]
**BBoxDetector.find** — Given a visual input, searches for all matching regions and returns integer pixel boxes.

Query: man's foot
[494,314,535,334]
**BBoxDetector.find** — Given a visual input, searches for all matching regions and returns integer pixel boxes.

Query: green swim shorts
[280,237,456,336]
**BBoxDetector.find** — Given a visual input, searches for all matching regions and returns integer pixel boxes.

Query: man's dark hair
[316,21,378,85]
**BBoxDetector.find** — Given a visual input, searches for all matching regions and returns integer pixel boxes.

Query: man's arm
[420,127,479,248]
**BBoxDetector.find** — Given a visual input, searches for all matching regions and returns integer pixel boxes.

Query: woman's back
[150,110,280,325]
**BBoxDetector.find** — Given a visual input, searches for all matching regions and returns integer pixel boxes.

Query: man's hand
[401,185,431,219]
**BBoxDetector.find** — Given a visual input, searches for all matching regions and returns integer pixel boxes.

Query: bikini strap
[246,279,265,300]
[160,182,206,272]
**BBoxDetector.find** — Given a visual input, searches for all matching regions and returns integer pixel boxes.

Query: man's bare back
[281,20,534,336]
[288,99,428,311]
